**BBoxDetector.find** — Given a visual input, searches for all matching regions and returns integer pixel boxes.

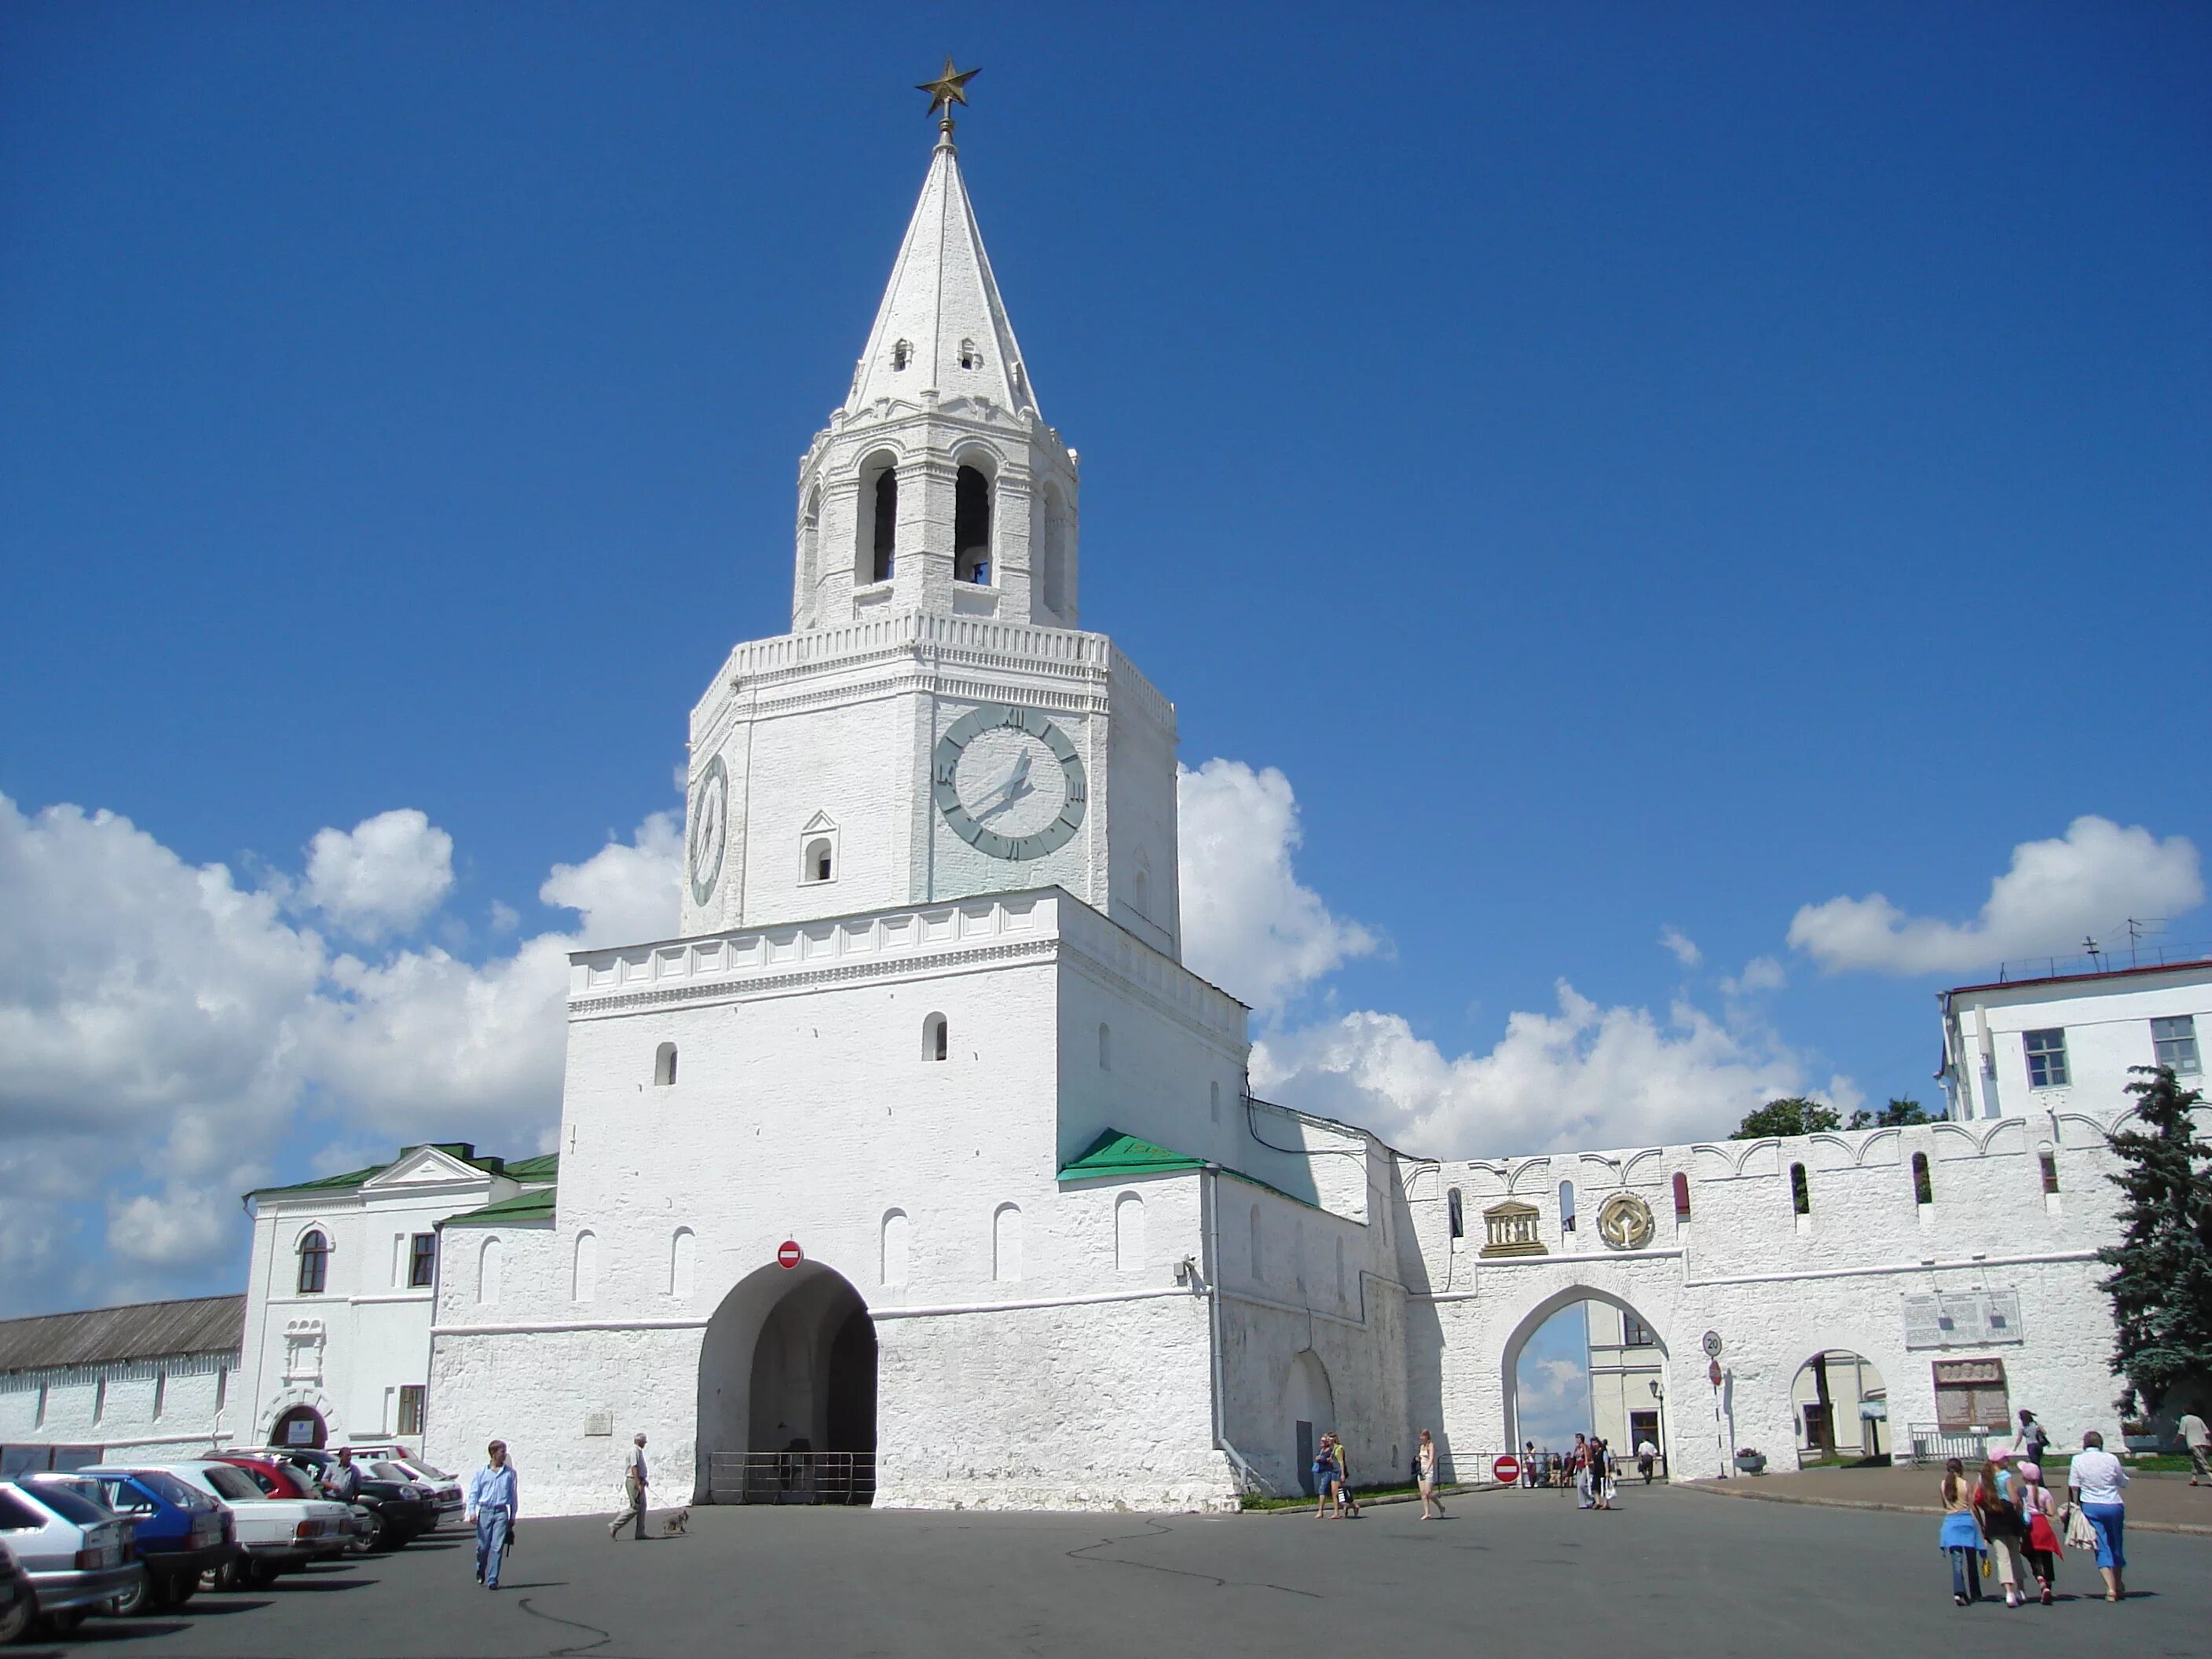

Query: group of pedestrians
[1569,1434,1619,1510]
[1309,1433,1362,1518]
[457,1431,657,1589]
[1936,1411,2133,1608]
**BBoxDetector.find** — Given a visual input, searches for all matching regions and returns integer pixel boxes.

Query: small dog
[661,1506,690,1536]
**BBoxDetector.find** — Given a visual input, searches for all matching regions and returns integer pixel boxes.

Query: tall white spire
[844,130,1039,419]
[787,72,1079,636]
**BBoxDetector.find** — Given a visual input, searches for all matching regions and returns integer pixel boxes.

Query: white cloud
[0,790,678,1316]
[1658,926,1702,968]
[1788,816,2203,976]
[1252,984,1833,1159]
[540,813,683,947]
[1723,955,1787,997]
[298,809,455,940]
[1177,760,1379,1017]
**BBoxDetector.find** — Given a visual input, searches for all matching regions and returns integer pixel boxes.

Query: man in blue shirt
[465,1440,519,1589]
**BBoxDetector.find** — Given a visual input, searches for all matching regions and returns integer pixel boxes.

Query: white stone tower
[677,100,1180,958]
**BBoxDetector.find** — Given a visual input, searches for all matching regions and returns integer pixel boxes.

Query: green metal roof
[441,1186,558,1228]
[1057,1129,1207,1181]
[249,1143,550,1200]
[1057,1127,1325,1211]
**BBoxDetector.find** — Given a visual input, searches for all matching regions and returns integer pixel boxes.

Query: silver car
[0,1478,143,1636]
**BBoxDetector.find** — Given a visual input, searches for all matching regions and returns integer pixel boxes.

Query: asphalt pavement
[15,1483,2207,1659]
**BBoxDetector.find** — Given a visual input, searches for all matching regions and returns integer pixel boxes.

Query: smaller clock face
[688,753,729,906]
[933,705,1087,861]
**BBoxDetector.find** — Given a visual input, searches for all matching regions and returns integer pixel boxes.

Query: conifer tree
[2097,1065,2212,1415]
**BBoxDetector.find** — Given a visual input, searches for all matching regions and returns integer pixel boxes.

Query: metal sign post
[1704,1332,1727,1478]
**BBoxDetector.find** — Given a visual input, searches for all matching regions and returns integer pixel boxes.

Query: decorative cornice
[571,936,1057,1020]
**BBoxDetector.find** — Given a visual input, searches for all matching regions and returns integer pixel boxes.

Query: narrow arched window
[993,1203,1024,1283]
[1672,1171,1692,1221]
[1038,483,1068,614]
[1790,1163,1811,1215]
[1115,1192,1145,1273]
[1447,1188,1465,1240]
[1098,1023,1111,1070]
[1133,866,1151,917]
[881,1210,910,1286]
[1334,1236,1346,1302]
[297,1230,329,1295]
[669,1228,696,1298]
[573,1230,599,1303]
[872,468,897,582]
[478,1237,504,1305]
[957,337,981,371]
[1210,1080,1221,1124]
[798,486,821,618]
[954,465,991,584]
[891,338,912,371]
[2038,1148,2060,1195]
[804,837,834,884]
[922,1013,948,1062]
[654,1042,677,1086]
[1248,1207,1263,1280]
[1558,1180,1577,1233]
[1911,1152,1933,1206]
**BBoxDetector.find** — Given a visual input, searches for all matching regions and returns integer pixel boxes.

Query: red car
[208,1457,362,1556]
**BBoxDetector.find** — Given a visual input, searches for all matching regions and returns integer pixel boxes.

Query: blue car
[72,1467,236,1612]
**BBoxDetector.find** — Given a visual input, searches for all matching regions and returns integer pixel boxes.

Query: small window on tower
[804,837,835,884]
[958,338,982,370]
[892,339,912,370]
[923,1013,948,1062]
[654,1042,678,1086]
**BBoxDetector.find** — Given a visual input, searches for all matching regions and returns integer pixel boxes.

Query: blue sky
[2,3,2207,1315]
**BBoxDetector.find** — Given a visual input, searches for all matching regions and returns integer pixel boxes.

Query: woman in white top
[2065,1428,2131,1601]
[1415,1430,1445,1520]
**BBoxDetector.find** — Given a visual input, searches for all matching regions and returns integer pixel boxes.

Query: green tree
[1730,1097,1844,1140]
[1848,1097,1936,1130]
[2097,1065,2212,1415]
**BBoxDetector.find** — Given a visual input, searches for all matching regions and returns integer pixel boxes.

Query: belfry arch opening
[862,460,897,584]
[697,1261,877,1505]
[1501,1287,1669,1480]
[954,465,991,584]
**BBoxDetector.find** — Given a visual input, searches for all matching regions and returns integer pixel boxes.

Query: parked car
[342,1448,463,1528]
[259,1452,434,1551]
[210,1455,366,1555]
[155,1461,347,1590]
[0,1538,38,1646]
[0,1478,144,1635]
[72,1467,236,1612]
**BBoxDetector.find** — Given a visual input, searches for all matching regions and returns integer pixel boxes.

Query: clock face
[932,705,1087,861]
[688,753,729,906]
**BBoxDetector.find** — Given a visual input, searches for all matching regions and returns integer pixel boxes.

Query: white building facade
[1940,958,2209,1122]
[236,1144,556,1454]
[411,112,2148,1514]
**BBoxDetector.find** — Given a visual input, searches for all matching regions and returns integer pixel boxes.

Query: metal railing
[705,1450,875,1506]
[1994,937,2209,984]
[1906,1425,1994,1466]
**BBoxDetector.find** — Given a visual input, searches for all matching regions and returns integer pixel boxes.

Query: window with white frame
[2152,1014,2201,1075]
[2023,1027,2070,1089]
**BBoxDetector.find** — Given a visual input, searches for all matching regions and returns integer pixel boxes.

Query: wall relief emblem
[1479,1199,1547,1258]
[1596,1192,1656,1251]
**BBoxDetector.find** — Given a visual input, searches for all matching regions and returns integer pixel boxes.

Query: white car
[156,1461,350,1590]
[0,1478,143,1635]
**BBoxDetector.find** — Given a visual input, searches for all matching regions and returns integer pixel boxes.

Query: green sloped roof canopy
[441,1186,557,1227]
[251,1144,557,1200]
[1058,1128,1324,1210]
[1057,1129,1206,1182]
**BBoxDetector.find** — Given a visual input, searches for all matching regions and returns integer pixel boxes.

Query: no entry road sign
[776,1240,804,1269]
[1492,1454,1521,1485]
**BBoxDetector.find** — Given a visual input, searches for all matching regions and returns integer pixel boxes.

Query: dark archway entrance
[698,1262,876,1504]
[269,1406,327,1450]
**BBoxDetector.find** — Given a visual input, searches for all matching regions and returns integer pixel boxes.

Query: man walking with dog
[610,1431,652,1540]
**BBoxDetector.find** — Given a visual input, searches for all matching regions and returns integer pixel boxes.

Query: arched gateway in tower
[697,1262,878,1504]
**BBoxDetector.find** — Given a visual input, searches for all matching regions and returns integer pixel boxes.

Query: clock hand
[976,776,1035,821]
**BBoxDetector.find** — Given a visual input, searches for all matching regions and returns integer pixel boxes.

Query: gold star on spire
[917,57,980,130]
